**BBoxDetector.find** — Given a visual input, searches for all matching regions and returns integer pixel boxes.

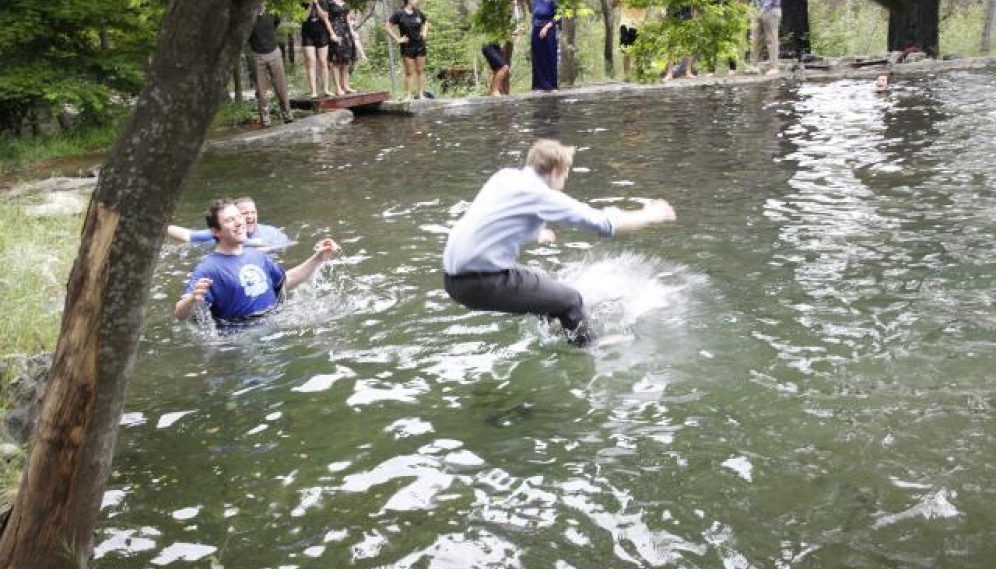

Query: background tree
[0,0,261,567]
[984,0,996,54]
[0,0,163,134]
[780,0,811,58]
[886,0,939,55]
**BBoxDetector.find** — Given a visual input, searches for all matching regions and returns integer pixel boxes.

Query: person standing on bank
[249,3,294,128]
[175,200,340,324]
[530,0,560,91]
[301,0,340,98]
[386,0,430,101]
[442,139,677,347]
[328,0,361,96]
[751,0,781,75]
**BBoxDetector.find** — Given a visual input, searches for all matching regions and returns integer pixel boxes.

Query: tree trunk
[779,0,810,59]
[888,0,940,57]
[982,0,996,54]
[561,17,577,86]
[0,1,259,568]
[599,0,615,77]
[502,40,514,94]
[233,49,244,102]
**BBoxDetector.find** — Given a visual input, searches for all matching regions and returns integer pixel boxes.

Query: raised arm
[284,238,341,290]
[174,277,212,320]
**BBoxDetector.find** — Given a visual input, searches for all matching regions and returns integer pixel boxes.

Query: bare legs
[304,45,331,97]
[489,65,509,96]
[330,63,355,95]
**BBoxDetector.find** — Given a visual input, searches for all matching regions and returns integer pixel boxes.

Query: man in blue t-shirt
[167,196,293,251]
[174,199,339,323]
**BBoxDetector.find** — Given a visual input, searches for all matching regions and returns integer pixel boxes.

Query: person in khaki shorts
[249,2,294,128]
[751,0,781,75]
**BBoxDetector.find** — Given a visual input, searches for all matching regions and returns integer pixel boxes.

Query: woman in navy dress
[531,0,559,91]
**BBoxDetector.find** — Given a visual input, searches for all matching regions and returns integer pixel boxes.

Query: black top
[389,9,427,42]
[249,13,281,54]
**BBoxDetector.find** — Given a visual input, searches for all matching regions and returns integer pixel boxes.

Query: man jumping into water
[442,139,677,347]
[175,199,339,324]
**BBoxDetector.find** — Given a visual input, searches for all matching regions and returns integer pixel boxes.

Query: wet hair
[205,199,237,230]
[525,139,575,176]
[233,196,256,207]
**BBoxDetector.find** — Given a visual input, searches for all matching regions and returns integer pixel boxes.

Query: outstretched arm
[284,237,341,290]
[167,225,192,242]
[610,200,677,233]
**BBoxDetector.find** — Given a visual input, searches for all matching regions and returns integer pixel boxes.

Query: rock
[205,110,354,153]
[943,54,963,61]
[8,176,97,198]
[2,353,52,444]
[24,190,87,217]
[904,51,927,63]
[0,443,20,458]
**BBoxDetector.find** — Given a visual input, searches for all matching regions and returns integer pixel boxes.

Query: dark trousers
[444,267,595,346]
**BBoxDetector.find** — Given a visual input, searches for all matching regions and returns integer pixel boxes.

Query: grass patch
[0,122,120,185]
[0,194,84,357]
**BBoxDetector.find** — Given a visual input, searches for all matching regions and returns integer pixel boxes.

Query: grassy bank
[0,193,84,356]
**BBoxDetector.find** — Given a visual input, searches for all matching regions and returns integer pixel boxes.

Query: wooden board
[290,91,390,112]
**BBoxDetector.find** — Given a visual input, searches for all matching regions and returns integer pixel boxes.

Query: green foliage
[625,0,751,82]
[939,2,986,57]
[471,0,517,42]
[0,0,162,133]
[809,0,888,56]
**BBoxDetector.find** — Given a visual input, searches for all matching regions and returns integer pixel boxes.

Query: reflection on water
[101,72,996,568]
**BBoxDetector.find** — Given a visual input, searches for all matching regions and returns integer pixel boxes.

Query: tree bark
[561,16,577,86]
[779,0,810,59]
[888,0,940,57]
[599,0,615,77]
[982,0,996,54]
[0,1,260,568]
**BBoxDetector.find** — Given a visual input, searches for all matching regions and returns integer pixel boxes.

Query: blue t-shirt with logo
[184,248,286,321]
[188,224,291,248]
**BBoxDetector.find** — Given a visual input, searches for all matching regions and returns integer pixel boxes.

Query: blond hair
[525,139,575,176]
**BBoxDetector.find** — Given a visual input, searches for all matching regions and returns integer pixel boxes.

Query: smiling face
[212,204,247,247]
[236,200,258,236]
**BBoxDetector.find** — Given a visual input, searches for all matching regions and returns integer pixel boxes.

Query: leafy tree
[0,0,164,134]
[624,0,751,82]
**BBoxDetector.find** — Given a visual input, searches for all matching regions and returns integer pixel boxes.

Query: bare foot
[324,91,335,97]
[344,87,357,94]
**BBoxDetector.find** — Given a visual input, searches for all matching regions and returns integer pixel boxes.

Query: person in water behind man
[174,199,340,324]
[167,196,292,250]
[442,139,677,347]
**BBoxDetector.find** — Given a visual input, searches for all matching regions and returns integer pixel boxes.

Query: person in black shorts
[385,0,430,100]
[482,43,509,96]
[300,0,339,97]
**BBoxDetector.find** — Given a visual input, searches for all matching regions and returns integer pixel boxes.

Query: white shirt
[443,167,616,274]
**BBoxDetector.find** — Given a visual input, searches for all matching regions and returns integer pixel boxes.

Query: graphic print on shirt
[239,264,270,298]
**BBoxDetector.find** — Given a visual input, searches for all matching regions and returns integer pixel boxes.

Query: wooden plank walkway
[289,91,390,113]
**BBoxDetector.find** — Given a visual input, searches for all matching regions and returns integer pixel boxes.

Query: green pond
[98,72,996,568]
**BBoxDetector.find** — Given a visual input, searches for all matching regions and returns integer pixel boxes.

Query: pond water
[98,72,996,568]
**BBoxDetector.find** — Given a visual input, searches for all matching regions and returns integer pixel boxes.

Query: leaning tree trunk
[599,0,615,77]
[779,0,810,59]
[982,0,996,54]
[888,0,940,57]
[561,16,577,86]
[0,1,259,568]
